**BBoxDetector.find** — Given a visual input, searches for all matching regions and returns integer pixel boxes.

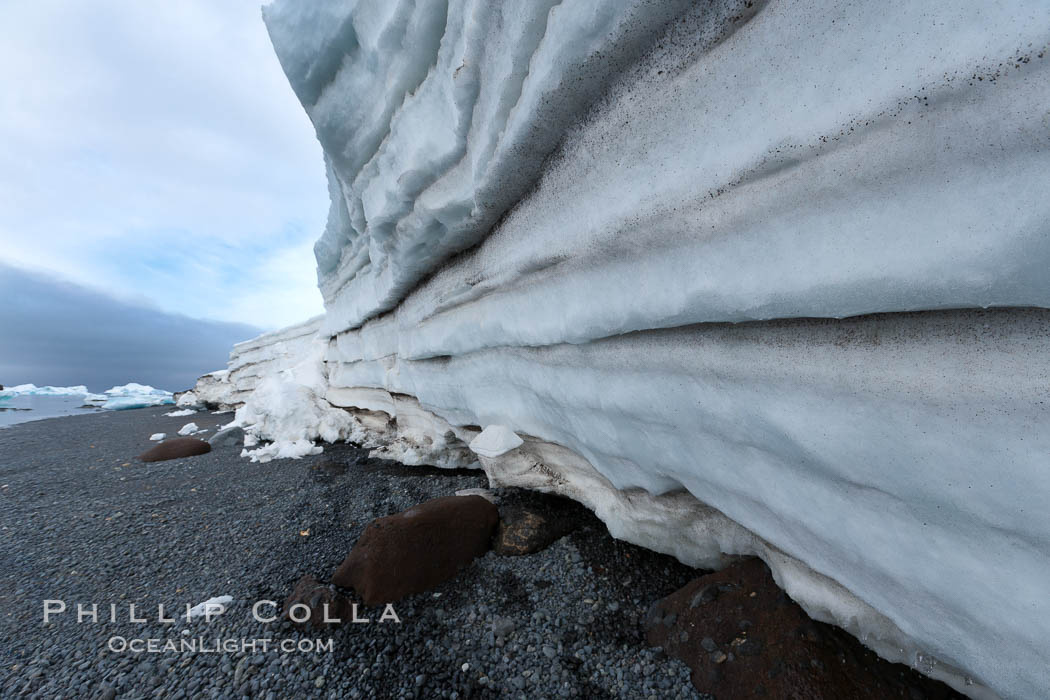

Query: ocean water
[0,395,104,428]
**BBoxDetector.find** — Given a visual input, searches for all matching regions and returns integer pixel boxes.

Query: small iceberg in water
[1,382,176,429]
[97,383,175,410]
[0,384,93,398]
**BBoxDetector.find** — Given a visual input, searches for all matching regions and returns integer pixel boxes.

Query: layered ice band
[194,2,1050,697]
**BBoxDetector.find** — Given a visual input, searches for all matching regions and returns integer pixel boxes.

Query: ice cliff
[199,1,1050,697]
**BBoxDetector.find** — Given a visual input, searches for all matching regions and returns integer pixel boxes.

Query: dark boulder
[494,498,582,556]
[137,437,211,462]
[283,574,352,628]
[207,426,244,448]
[332,495,499,605]
[645,557,964,699]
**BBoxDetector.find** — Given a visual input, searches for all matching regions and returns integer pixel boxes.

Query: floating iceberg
[100,383,174,411]
[0,384,91,398]
[105,382,171,397]
[188,2,1050,697]
[0,382,174,418]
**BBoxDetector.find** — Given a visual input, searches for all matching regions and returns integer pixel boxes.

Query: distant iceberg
[0,382,174,410]
[98,383,175,410]
[0,384,92,397]
[0,382,179,431]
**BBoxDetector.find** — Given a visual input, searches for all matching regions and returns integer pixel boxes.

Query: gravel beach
[0,406,704,699]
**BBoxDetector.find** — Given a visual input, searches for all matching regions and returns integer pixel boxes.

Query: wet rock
[137,437,211,463]
[91,683,116,700]
[308,459,347,484]
[208,426,244,448]
[282,574,351,628]
[492,616,516,638]
[493,492,585,556]
[332,495,499,605]
[645,557,965,700]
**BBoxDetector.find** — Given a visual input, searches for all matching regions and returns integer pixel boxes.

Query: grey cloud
[0,263,259,393]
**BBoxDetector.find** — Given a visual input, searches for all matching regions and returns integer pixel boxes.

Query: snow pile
[231,337,356,463]
[214,2,1050,697]
[100,383,174,410]
[175,391,199,408]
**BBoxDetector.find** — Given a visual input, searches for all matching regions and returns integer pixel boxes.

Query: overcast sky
[0,264,259,392]
[0,0,327,330]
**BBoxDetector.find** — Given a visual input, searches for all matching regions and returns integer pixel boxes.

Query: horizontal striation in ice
[249,2,1050,698]
[326,308,1050,699]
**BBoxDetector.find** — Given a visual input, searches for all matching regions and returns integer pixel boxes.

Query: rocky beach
[0,407,968,699]
[0,406,702,698]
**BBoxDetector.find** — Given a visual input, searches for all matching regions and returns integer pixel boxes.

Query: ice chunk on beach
[177,422,200,436]
[186,595,233,620]
[469,426,524,458]
[175,391,200,408]
[239,439,322,462]
[165,409,196,417]
[149,433,165,441]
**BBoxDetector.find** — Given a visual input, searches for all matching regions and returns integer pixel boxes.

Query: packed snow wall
[187,316,323,409]
[249,1,1050,697]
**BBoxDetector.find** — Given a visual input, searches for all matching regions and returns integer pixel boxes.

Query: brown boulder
[332,495,499,605]
[645,557,964,700]
[137,437,211,462]
[283,574,352,628]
